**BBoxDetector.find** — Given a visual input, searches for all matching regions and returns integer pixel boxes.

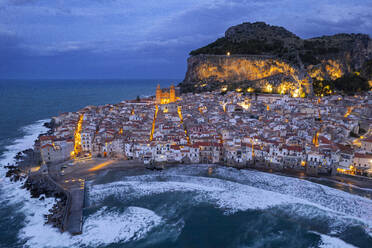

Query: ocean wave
[310,231,357,248]
[89,169,372,234]
[89,176,300,212]
[157,165,372,226]
[80,206,162,246]
[0,119,49,198]
[0,119,49,166]
[0,120,50,247]
[19,205,163,248]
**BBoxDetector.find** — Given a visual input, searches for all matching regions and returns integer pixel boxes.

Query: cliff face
[183,55,312,96]
[180,22,372,95]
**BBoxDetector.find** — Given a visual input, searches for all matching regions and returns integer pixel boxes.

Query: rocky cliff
[179,22,372,96]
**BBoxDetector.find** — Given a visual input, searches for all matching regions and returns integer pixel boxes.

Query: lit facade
[156,84,176,104]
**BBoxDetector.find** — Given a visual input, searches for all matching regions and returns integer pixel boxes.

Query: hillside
[180,22,372,96]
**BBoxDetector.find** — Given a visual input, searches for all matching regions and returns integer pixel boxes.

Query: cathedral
[156,84,177,104]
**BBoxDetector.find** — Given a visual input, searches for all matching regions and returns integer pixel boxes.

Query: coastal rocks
[23,175,68,231]
[45,197,67,229]
[3,147,42,181]
[14,148,42,168]
[43,119,57,135]
[4,165,25,182]
[23,175,59,198]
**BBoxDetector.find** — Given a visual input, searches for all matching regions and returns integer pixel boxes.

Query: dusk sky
[1,0,372,79]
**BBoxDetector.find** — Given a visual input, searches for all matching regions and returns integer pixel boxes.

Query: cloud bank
[0,0,371,79]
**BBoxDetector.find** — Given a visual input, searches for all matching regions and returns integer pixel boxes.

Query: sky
[0,0,372,79]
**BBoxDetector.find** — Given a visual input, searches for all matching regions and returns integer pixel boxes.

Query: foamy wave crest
[80,207,162,246]
[310,232,357,248]
[0,120,51,246]
[159,165,372,227]
[0,119,49,166]
[89,176,300,213]
[0,119,49,205]
[210,166,372,226]
[19,205,162,248]
[89,169,372,234]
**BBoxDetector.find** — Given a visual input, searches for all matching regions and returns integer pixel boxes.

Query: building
[156,84,176,104]
[41,140,74,163]
[361,136,372,153]
[353,153,372,176]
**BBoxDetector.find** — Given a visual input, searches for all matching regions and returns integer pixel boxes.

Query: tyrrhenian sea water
[1,80,372,248]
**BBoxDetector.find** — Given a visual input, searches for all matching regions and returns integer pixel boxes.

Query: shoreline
[2,115,372,236]
[82,159,372,191]
[3,153,372,236]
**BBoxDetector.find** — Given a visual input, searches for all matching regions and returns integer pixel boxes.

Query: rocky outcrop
[180,22,372,95]
[225,22,302,49]
[182,54,312,96]
[23,175,69,230]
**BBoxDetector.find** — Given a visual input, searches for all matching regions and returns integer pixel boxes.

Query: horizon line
[0,78,183,81]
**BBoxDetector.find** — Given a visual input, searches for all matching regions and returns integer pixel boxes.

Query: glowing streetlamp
[265,84,272,93]
[246,87,254,93]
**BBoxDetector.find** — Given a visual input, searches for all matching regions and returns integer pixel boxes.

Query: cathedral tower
[170,84,176,103]
[156,84,161,104]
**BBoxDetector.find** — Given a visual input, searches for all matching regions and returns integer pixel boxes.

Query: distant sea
[1,80,372,248]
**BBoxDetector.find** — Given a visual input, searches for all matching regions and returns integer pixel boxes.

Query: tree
[313,73,370,96]
[136,95,141,102]
[333,74,369,93]
[313,79,334,96]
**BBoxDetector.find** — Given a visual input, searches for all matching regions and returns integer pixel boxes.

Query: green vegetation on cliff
[190,37,288,56]
[361,59,372,79]
[313,73,371,96]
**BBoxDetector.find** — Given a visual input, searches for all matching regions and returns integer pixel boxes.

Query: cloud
[0,0,372,78]
[2,0,38,5]
[0,30,26,56]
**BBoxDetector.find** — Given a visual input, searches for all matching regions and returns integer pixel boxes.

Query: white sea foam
[89,176,300,212]
[0,119,49,207]
[79,206,162,246]
[19,204,163,248]
[89,168,372,233]
[310,232,357,248]
[210,166,372,225]
[0,119,49,166]
[0,120,59,247]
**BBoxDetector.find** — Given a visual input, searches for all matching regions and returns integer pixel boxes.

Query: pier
[65,184,85,235]
[50,158,144,235]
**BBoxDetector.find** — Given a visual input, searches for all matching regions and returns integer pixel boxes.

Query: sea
[0,79,371,248]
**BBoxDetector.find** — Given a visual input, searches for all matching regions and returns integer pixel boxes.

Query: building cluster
[38,86,372,177]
